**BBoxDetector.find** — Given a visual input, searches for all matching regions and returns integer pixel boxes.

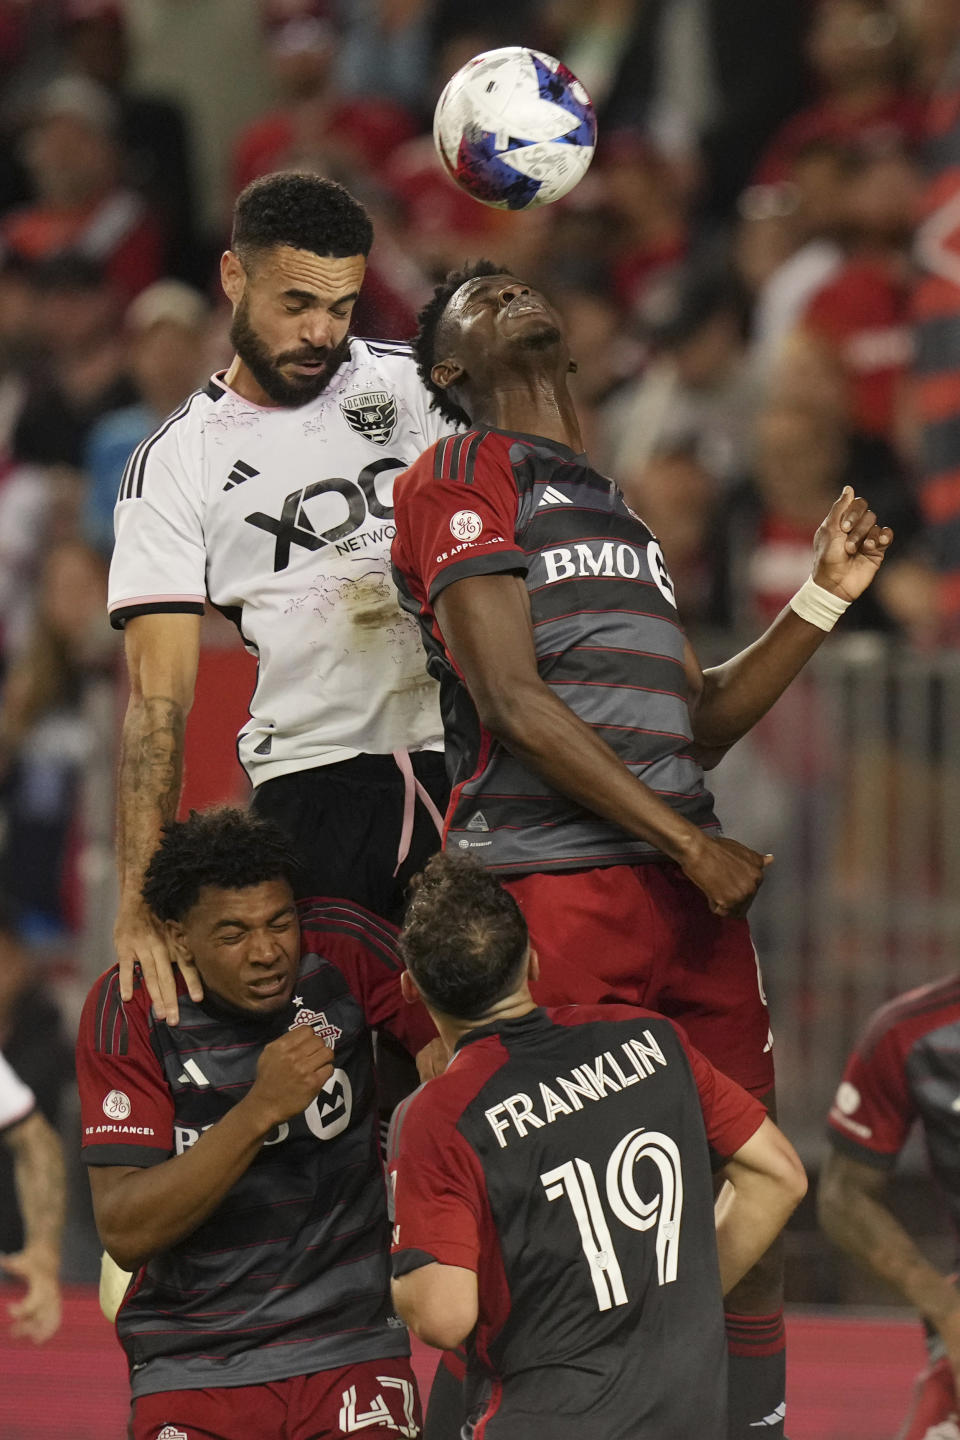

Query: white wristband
[788,576,851,632]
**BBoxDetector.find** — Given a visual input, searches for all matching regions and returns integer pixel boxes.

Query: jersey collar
[454,1006,553,1051]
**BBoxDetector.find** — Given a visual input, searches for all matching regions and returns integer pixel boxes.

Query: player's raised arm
[114,611,203,1022]
[714,1118,807,1295]
[687,487,893,756]
[435,573,771,918]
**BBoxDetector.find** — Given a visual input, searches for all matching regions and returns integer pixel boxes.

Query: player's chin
[512,320,564,351]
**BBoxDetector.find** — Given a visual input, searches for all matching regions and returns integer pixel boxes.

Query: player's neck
[473,378,582,453]
[222,354,280,409]
[438,993,539,1049]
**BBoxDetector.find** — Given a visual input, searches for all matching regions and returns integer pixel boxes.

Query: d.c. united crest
[340,391,397,445]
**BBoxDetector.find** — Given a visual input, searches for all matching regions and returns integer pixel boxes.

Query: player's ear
[220,249,246,306]
[526,945,539,984]
[164,920,192,964]
[400,969,422,1006]
[431,358,464,392]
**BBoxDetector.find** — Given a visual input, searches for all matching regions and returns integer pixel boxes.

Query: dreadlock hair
[231,171,373,269]
[400,852,529,1019]
[412,258,506,427]
[142,807,301,923]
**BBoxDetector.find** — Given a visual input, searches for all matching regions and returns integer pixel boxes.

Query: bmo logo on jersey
[245,459,403,571]
[541,540,677,608]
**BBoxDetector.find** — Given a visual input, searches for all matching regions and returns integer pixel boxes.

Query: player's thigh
[130,1382,286,1440]
[651,872,775,1099]
[503,865,666,1008]
[290,1356,423,1440]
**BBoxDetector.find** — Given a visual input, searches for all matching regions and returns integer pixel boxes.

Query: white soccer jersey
[108,339,448,785]
[0,1047,35,1132]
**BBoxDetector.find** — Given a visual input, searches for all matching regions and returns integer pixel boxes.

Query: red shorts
[504,862,775,1098]
[130,1357,422,1440]
[897,1354,960,1440]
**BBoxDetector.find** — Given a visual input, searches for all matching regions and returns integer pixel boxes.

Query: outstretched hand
[811,486,893,602]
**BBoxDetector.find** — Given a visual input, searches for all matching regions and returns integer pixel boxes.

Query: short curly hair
[411,258,506,427]
[400,852,529,1019]
[142,807,301,923]
[231,171,373,266]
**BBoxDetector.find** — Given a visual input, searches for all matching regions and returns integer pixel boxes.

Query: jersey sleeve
[826,1017,913,1168]
[76,969,174,1167]
[389,1086,485,1275]
[298,898,437,1056]
[675,1029,768,1167]
[108,417,207,630]
[0,1048,35,1134]
[392,432,527,606]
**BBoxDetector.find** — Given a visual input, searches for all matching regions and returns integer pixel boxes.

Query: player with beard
[108,171,451,1027]
[390,260,894,1440]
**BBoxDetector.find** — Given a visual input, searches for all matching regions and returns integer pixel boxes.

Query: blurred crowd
[0,0,959,1041]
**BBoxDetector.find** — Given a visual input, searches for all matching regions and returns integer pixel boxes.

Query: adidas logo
[223,458,259,491]
[177,1059,210,1088]
[465,811,489,832]
[537,485,572,508]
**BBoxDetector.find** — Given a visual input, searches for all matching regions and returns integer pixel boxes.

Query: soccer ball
[433,47,597,211]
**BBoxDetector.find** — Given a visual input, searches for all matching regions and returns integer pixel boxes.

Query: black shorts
[250,751,449,925]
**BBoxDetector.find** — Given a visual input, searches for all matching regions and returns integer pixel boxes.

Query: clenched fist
[247,1027,335,1129]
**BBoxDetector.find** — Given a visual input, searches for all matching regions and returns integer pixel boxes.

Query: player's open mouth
[505,299,545,318]
[247,974,288,997]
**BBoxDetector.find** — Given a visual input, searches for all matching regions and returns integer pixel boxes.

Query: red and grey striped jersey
[76,896,434,1399]
[392,425,720,873]
[827,975,960,1237]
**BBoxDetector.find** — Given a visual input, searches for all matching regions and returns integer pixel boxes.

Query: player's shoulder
[297,894,401,967]
[858,975,960,1062]
[548,1001,682,1036]
[349,337,423,394]
[80,965,150,1056]
[117,384,212,500]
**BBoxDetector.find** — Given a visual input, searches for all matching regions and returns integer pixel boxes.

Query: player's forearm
[483,678,709,862]
[92,1094,276,1271]
[818,1170,960,1327]
[693,606,827,750]
[9,1113,66,1265]
[714,1169,803,1294]
[116,693,187,905]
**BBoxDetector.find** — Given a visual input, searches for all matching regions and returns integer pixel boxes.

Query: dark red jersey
[391,426,720,875]
[389,1004,765,1439]
[827,976,960,1237]
[77,897,434,1399]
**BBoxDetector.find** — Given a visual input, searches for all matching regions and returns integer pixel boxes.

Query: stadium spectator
[600,264,759,483]
[600,0,807,218]
[819,976,960,1438]
[754,0,924,184]
[2,74,165,301]
[11,253,135,469]
[0,539,112,931]
[108,173,449,1030]
[76,806,434,1440]
[797,139,918,441]
[391,260,894,1439]
[617,440,718,626]
[231,2,417,197]
[714,400,919,632]
[83,278,210,554]
[59,0,198,281]
[596,131,690,321]
[389,852,806,1439]
[0,1044,66,1344]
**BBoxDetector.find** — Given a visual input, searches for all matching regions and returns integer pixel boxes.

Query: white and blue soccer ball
[433,47,597,211]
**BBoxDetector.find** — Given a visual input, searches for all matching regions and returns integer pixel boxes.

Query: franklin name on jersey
[107,340,448,784]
